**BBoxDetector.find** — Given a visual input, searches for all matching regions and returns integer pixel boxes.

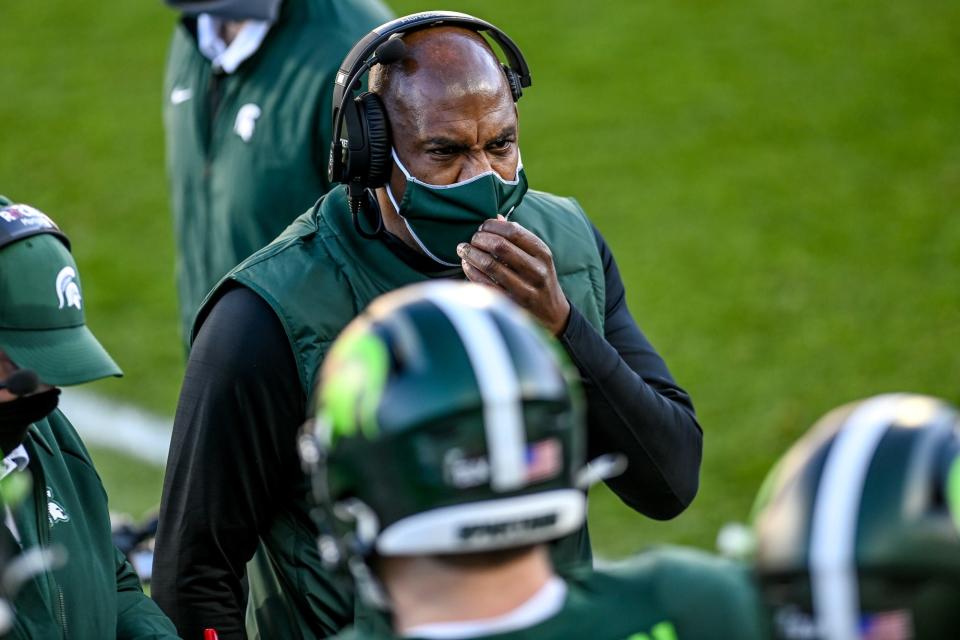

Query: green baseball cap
[0,233,122,385]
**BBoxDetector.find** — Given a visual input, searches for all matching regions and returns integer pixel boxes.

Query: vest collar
[25,420,55,457]
[1,444,29,480]
[319,188,464,296]
[197,14,272,74]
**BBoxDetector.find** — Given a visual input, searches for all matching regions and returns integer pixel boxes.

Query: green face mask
[386,148,529,267]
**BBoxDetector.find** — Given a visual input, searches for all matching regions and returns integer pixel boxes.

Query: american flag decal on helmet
[524,438,561,483]
[859,609,913,640]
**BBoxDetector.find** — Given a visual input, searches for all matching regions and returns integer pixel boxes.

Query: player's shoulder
[589,546,767,639]
[603,545,755,596]
[612,544,744,572]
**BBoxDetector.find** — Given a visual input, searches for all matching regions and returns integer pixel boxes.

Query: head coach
[152,11,704,640]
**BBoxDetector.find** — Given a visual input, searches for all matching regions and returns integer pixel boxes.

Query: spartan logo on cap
[55,267,82,310]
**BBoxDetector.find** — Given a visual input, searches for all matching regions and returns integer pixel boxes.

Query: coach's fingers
[461,257,498,288]
[467,230,544,284]
[458,243,529,295]
[477,217,553,263]
[457,241,569,335]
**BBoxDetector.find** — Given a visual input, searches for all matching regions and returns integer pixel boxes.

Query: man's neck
[375,187,423,256]
[381,546,556,635]
[219,20,248,46]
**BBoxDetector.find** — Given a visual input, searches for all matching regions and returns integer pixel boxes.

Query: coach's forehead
[379,27,510,120]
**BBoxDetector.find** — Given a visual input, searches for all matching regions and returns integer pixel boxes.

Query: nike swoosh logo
[170,87,193,105]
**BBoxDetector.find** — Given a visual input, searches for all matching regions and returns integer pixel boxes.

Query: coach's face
[379,27,520,199]
[371,27,572,337]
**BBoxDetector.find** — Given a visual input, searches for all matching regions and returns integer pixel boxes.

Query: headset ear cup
[503,64,523,102]
[340,98,366,184]
[358,92,392,187]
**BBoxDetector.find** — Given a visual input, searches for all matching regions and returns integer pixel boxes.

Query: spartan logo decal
[55,267,82,310]
[234,103,262,142]
[319,329,390,443]
[46,487,70,526]
[444,448,490,489]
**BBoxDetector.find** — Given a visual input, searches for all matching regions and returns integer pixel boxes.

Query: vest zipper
[204,69,226,162]
[25,456,65,638]
[208,69,225,121]
[56,585,67,636]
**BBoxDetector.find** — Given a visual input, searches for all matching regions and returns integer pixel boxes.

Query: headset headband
[330,11,532,154]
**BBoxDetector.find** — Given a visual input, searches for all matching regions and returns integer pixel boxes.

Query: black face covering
[0,388,60,455]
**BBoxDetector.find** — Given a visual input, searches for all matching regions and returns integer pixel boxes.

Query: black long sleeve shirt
[152,225,702,639]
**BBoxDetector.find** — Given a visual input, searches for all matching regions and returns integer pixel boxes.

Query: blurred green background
[1,0,958,557]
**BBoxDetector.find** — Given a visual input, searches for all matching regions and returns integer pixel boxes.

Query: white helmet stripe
[810,393,903,640]
[428,291,526,491]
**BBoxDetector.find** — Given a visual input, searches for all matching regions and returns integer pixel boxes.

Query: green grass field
[3,1,959,557]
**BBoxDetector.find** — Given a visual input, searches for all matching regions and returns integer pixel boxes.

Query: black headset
[327,11,532,227]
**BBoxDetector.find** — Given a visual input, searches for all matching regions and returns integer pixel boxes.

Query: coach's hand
[457,215,571,336]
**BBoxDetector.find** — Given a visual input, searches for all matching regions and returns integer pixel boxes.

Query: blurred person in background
[153,11,702,640]
[751,392,960,640]
[162,0,392,343]
[300,282,762,640]
[0,197,179,639]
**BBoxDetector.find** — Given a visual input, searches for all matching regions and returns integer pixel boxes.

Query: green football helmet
[299,281,587,579]
[753,393,960,640]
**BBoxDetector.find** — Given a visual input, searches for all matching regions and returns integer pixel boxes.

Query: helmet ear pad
[357,92,392,188]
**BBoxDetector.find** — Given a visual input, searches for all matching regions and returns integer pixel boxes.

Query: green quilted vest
[197,185,606,638]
